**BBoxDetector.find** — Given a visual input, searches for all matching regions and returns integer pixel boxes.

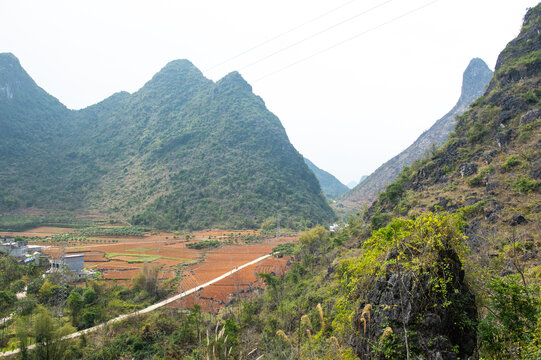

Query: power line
[254,0,442,82]
[237,0,394,71]
[204,0,361,72]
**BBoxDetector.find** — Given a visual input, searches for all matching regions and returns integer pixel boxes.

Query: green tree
[32,307,76,360]
[298,226,327,255]
[80,307,99,329]
[479,275,540,358]
[132,264,162,299]
[37,280,56,305]
[0,290,16,316]
[15,318,29,360]
[67,291,84,328]
[260,217,277,233]
[0,255,22,288]
[33,307,57,360]
[82,288,97,305]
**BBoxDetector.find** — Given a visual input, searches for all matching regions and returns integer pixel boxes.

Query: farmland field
[1,227,295,312]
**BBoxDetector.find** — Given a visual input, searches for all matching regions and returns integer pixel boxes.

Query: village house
[0,237,43,261]
[47,254,95,281]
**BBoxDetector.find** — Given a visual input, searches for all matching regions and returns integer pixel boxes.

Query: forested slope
[0,57,335,229]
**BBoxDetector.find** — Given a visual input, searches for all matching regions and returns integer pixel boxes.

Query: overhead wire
[237,0,395,71]
[254,0,442,82]
[204,0,361,72]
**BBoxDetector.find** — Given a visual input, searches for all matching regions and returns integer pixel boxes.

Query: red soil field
[170,255,291,312]
[166,241,291,312]
[3,226,296,312]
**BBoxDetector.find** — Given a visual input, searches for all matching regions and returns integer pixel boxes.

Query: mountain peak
[0,52,21,66]
[0,52,58,104]
[140,59,210,95]
[341,58,493,208]
[153,58,206,80]
[492,4,541,87]
[459,58,492,104]
[0,52,27,79]
[216,71,252,93]
[162,59,198,72]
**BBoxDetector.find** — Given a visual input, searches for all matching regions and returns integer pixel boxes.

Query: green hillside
[0,54,82,211]
[51,6,541,357]
[365,4,541,241]
[304,158,349,199]
[0,57,335,229]
[2,5,540,359]
[341,58,493,208]
[226,6,540,359]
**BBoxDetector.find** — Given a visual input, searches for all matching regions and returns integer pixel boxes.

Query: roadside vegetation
[7,208,537,359]
[1,4,540,360]
[0,257,175,357]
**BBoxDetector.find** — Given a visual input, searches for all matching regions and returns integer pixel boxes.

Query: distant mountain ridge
[346,175,367,189]
[341,58,493,208]
[365,3,541,253]
[303,158,349,199]
[0,55,335,229]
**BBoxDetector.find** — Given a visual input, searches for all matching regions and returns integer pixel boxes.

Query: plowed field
[2,227,296,312]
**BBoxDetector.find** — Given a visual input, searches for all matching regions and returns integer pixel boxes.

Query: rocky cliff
[342,59,493,208]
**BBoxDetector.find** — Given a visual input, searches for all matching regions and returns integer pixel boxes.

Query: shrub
[10,279,26,293]
[467,122,488,143]
[511,176,539,194]
[479,275,540,358]
[468,165,494,187]
[458,200,487,219]
[334,213,469,349]
[272,243,297,256]
[0,290,16,314]
[502,155,522,171]
[370,212,391,231]
[186,239,221,249]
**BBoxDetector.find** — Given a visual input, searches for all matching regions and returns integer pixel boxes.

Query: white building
[0,239,41,259]
[50,254,85,273]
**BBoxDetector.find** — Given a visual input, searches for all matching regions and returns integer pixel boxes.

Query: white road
[0,253,272,357]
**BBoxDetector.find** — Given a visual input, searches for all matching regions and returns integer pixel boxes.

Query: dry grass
[316,303,324,329]
[381,327,393,340]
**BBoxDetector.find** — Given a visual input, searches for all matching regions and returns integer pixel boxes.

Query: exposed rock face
[459,163,478,177]
[510,214,528,226]
[341,59,493,208]
[520,108,541,125]
[352,250,477,360]
[354,5,540,358]
[490,6,541,89]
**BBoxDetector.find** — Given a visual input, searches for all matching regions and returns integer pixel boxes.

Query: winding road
[0,254,272,357]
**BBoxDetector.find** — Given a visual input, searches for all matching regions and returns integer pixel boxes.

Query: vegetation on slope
[0,58,335,230]
[364,4,541,236]
[304,158,349,199]
[2,4,540,360]
[23,212,496,359]
[341,58,493,208]
[353,4,541,358]
[0,256,175,357]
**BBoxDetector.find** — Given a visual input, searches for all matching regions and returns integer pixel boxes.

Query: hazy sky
[1,0,538,185]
